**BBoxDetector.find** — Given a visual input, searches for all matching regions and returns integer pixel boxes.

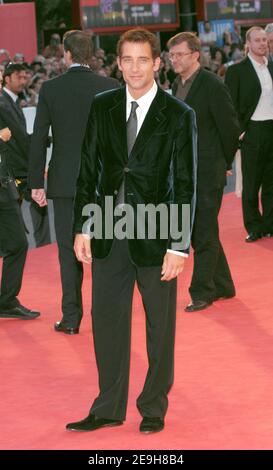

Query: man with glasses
[168,32,239,312]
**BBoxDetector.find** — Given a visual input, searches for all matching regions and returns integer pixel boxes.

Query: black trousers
[241,120,273,233]
[28,202,51,247]
[189,189,235,303]
[53,198,83,328]
[0,193,28,308]
[18,182,51,248]
[90,238,177,421]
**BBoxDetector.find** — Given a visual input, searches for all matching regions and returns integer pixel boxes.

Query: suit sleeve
[209,78,240,168]
[225,65,239,110]
[0,103,29,177]
[0,138,6,153]
[28,84,51,188]
[225,65,244,134]
[168,107,197,254]
[73,101,99,234]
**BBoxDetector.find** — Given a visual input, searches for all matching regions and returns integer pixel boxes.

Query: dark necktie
[115,101,139,207]
[127,101,138,156]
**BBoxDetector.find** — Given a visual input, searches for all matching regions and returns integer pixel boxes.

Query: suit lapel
[268,60,273,81]
[109,87,127,160]
[2,91,26,128]
[243,57,261,93]
[109,86,167,161]
[184,69,204,106]
[129,87,167,161]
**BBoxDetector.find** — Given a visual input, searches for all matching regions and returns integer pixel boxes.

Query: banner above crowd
[79,0,179,33]
[204,0,272,21]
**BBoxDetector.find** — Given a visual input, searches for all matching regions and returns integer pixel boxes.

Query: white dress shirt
[248,53,273,121]
[3,87,18,103]
[126,81,188,258]
[199,31,217,52]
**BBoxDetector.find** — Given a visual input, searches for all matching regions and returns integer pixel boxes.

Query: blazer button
[124,167,130,173]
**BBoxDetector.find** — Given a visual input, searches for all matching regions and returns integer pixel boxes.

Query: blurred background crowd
[0,21,248,108]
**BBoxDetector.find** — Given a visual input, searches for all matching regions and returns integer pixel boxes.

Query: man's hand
[74,234,92,264]
[0,127,11,142]
[161,252,186,281]
[32,188,47,206]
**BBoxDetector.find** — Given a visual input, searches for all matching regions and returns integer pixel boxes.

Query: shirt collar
[69,63,90,69]
[248,53,268,68]
[3,87,18,103]
[126,80,158,112]
[181,66,201,86]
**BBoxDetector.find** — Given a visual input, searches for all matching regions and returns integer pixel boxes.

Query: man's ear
[153,56,161,72]
[117,57,122,71]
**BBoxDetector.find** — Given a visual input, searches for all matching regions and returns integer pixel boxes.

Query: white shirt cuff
[167,249,188,258]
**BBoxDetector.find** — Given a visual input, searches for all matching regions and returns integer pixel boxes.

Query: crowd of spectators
[0,25,248,109]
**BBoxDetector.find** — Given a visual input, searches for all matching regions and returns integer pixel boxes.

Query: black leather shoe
[0,304,40,319]
[54,321,79,335]
[245,233,262,242]
[184,300,212,312]
[139,417,164,434]
[262,232,273,238]
[66,413,123,432]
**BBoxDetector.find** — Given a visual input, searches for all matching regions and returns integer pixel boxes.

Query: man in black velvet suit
[226,26,273,242]
[28,30,119,334]
[0,70,40,320]
[169,32,239,312]
[66,28,197,434]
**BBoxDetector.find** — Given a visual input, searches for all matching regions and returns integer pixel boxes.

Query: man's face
[204,22,211,33]
[5,70,28,94]
[118,41,160,97]
[168,42,196,77]
[90,56,99,71]
[267,31,273,54]
[25,71,33,87]
[95,48,105,59]
[247,30,268,57]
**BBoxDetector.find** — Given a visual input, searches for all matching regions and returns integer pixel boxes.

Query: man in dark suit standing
[226,26,273,242]
[0,70,40,320]
[169,32,239,312]
[66,28,197,433]
[0,63,49,248]
[28,30,119,334]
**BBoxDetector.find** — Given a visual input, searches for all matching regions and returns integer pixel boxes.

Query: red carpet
[1,193,273,450]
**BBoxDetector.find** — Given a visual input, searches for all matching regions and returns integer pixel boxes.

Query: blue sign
[198,19,235,46]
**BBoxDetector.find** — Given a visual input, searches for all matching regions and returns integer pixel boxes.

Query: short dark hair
[117,28,160,60]
[167,32,201,54]
[3,63,26,85]
[63,30,93,64]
